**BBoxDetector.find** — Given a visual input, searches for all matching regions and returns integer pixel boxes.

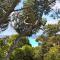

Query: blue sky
[0,0,60,47]
[28,37,38,47]
[15,0,23,10]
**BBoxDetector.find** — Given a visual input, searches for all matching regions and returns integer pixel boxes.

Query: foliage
[35,20,60,60]
[10,45,33,60]
[1,0,60,60]
[44,46,60,60]
[12,0,56,35]
[0,35,31,60]
[17,36,31,47]
[0,0,20,31]
[37,20,60,45]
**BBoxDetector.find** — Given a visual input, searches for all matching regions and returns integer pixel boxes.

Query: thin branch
[5,36,22,60]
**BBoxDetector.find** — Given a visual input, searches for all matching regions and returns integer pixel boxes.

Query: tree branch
[0,0,20,25]
[5,36,22,60]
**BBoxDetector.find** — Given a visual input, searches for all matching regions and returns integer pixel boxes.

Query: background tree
[36,20,60,60]
[44,46,60,60]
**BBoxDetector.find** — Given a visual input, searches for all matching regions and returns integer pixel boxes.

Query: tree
[45,24,59,36]
[10,45,33,60]
[0,0,57,60]
[44,46,60,60]
[11,0,56,36]
[33,46,44,60]
[0,0,20,31]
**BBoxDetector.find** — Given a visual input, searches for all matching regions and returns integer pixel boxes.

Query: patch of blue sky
[27,30,44,47]
[15,0,23,10]
[43,12,60,25]
[28,37,39,47]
